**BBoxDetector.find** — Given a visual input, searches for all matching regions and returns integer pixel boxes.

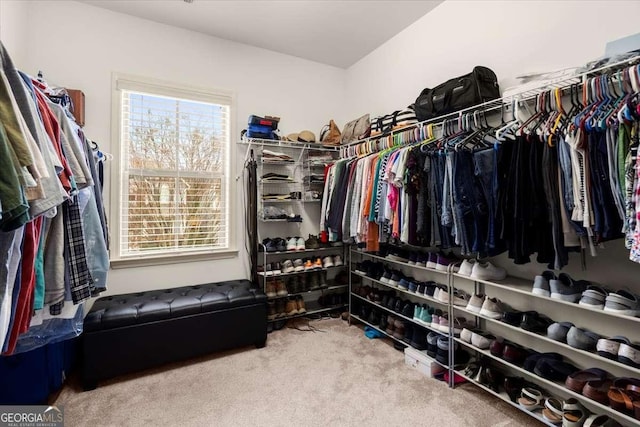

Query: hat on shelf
[297,130,316,143]
[286,130,316,143]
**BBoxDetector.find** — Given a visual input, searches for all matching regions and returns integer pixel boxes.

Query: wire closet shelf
[338,54,640,159]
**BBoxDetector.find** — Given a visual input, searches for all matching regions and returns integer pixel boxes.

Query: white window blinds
[117,82,231,259]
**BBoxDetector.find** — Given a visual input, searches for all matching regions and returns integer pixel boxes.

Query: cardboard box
[404,346,446,378]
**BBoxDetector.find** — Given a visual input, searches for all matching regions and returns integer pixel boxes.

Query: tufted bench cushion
[81,279,267,390]
[84,280,266,332]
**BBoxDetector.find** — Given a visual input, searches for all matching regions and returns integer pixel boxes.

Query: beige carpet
[56,318,540,426]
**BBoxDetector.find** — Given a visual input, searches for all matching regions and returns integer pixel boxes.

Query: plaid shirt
[50,196,92,315]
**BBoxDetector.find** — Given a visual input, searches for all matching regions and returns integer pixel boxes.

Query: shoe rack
[347,248,456,373]
[452,272,640,426]
[348,246,640,427]
[259,244,349,322]
[242,138,349,323]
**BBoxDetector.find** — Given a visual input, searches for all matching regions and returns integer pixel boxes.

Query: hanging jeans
[473,147,496,251]
[589,130,624,242]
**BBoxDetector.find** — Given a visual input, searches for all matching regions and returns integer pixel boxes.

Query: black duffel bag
[413,66,500,122]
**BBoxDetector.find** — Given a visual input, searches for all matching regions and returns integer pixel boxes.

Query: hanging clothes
[0,41,109,355]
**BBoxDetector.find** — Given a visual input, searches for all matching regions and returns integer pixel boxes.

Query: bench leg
[255,340,266,349]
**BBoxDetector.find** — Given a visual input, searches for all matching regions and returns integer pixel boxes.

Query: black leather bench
[81,279,267,390]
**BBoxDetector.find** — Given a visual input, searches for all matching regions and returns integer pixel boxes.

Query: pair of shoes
[597,336,640,368]
[460,328,495,349]
[305,234,320,249]
[465,294,505,319]
[407,252,429,267]
[301,258,322,271]
[520,311,553,333]
[459,259,506,281]
[259,262,281,276]
[265,278,288,298]
[550,273,589,302]
[260,237,287,252]
[271,300,288,318]
[286,236,306,251]
[285,296,306,315]
[604,290,640,317]
[322,255,344,268]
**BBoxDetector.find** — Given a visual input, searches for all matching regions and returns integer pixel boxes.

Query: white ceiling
[80,0,442,68]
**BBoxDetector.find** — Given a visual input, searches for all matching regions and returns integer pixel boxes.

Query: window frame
[110,73,237,268]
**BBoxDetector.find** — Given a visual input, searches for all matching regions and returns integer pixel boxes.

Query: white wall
[345,0,640,118]
[0,0,28,67]
[9,0,345,295]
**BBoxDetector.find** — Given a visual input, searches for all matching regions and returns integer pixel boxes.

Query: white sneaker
[470,262,506,281]
[296,237,306,251]
[286,237,297,251]
[293,259,304,272]
[333,255,344,267]
[458,259,476,277]
[436,287,449,304]
[282,260,295,274]
[322,256,334,268]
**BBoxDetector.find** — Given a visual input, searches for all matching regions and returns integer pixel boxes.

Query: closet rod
[339,53,640,159]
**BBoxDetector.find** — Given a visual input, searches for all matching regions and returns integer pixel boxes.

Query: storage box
[404,346,446,378]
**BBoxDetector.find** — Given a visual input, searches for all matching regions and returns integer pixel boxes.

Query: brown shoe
[296,296,307,314]
[268,302,277,320]
[276,279,288,296]
[265,280,276,298]
[340,311,349,321]
[275,300,287,318]
[286,298,298,316]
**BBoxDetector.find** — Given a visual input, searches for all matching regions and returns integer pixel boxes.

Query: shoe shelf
[268,302,348,323]
[260,246,345,257]
[349,313,449,371]
[453,305,640,378]
[258,265,346,278]
[239,137,341,152]
[452,368,557,427]
[260,218,302,223]
[260,180,300,184]
[453,273,640,326]
[260,160,300,166]
[351,271,449,309]
[453,338,640,426]
[351,293,444,336]
[268,284,348,300]
[261,199,303,203]
[355,249,448,276]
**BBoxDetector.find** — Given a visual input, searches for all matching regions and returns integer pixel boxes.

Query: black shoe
[394,298,405,313]
[427,332,441,358]
[381,294,390,308]
[379,314,388,331]
[416,282,426,295]
[520,311,553,333]
[403,324,414,344]
[501,309,522,326]
[389,271,404,287]
[274,237,286,252]
[386,296,398,311]
[424,281,437,297]
[368,308,381,325]
[410,327,427,350]
[401,301,415,318]
[380,268,393,284]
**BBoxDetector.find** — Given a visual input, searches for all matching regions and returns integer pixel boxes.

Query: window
[112,75,234,264]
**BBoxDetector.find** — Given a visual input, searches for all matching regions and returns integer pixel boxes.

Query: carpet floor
[56,318,541,426]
